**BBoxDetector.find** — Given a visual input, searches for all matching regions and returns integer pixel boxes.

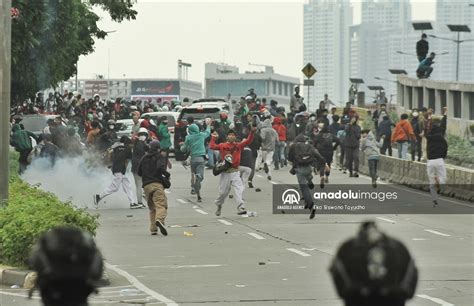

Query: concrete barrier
[359,152,474,202]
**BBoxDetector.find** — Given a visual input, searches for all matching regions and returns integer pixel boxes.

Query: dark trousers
[411,136,422,161]
[339,146,346,169]
[249,155,256,182]
[368,159,378,180]
[19,149,32,174]
[380,136,392,156]
[345,146,359,174]
[295,166,313,207]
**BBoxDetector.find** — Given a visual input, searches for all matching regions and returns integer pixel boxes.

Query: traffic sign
[303,79,314,86]
[302,63,317,78]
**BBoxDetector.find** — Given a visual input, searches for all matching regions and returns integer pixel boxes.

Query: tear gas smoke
[22,156,137,209]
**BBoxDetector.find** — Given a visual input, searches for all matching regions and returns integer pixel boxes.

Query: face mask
[413,112,419,117]
[138,135,146,141]
[318,123,324,128]
[109,125,115,130]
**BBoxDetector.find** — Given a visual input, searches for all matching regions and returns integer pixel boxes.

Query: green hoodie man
[10,124,39,173]
[180,123,211,157]
[157,116,171,150]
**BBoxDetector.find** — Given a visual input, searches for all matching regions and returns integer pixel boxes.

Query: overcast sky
[77,0,436,82]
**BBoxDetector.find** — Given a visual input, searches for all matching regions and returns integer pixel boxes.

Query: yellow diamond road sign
[302,63,317,78]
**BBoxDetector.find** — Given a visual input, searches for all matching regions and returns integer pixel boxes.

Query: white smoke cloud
[22,155,137,210]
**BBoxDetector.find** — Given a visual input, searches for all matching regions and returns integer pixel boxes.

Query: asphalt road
[1,161,473,306]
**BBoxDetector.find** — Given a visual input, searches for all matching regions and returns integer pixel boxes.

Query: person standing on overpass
[416,33,429,62]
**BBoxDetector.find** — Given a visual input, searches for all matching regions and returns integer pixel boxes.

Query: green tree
[11,0,137,104]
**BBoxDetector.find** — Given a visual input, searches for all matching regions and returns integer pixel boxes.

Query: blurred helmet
[138,127,148,135]
[329,221,418,306]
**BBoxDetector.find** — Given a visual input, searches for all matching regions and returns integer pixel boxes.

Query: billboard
[85,80,108,98]
[131,81,180,96]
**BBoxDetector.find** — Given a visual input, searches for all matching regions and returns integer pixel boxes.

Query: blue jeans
[273,142,286,167]
[397,142,409,160]
[206,147,215,167]
[191,156,205,195]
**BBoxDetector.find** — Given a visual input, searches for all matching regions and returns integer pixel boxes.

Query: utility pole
[0,0,12,205]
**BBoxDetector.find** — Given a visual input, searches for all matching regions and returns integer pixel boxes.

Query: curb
[0,268,110,289]
[0,267,37,289]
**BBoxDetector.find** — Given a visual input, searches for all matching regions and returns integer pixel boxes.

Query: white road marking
[218,219,233,225]
[376,217,396,224]
[270,181,278,185]
[287,248,311,257]
[177,198,187,204]
[195,209,208,215]
[105,262,178,306]
[412,238,428,241]
[424,229,451,237]
[416,294,454,306]
[139,264,224,269]
[247,232,266,240]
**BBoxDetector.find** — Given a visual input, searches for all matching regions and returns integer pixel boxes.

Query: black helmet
[29,227,103,306]
[329,221,418,306]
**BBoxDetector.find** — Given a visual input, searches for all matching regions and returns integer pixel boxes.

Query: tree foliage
[11,0,137,104]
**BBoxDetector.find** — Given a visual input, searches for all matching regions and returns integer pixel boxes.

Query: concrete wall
[359,152,474,202]
[397,75,474,139]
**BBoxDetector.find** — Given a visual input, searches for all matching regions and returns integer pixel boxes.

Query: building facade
[204,63,299,110]
[59,78,202,102]
[303,0,352,107]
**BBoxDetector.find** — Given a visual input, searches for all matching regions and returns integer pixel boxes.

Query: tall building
[350,0,413,101]
[303,0,352,107]
[433,0,474,82]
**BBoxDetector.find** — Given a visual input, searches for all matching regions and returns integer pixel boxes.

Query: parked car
[174,99,232,161]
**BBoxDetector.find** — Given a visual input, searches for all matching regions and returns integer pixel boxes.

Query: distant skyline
[77,0,438,85]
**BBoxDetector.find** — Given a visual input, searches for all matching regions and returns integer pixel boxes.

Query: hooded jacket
[260,119,278,151]
[137,151,169,187]
[180,124,211,157]
[426,116,447,160]
[360,131,383,160]
[288,135,326,167]
[132,140,148,173]
[377,118,393,137]
[158,123,171,150]
[10,124,37,151]
[392,120,415,143]
[272,117,287,142]
[344,123,361,147]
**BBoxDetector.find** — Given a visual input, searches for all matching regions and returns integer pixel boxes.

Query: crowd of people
[10,86,449,229]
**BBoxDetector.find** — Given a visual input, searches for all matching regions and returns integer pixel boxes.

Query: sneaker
[267,176,272,181]
[308,181,314,190]
[274,166,279,171]
[93,194,101,207]
[320,177,325,189]
[353,172,359,178]
[215,205,222,216]
[343,169,347,174]
[324,176,329,184]
[433,200,438,208]
[197,196,202,203]
[309,207,316,219]
[191,189,196,195]
[130,203,145,209]
[349,172,353,177]
[372,178,377,188]
[263,163,269,174]
[237,206,247,215]
[151,231,158,236]
[248,181,254,188]
[155,220,168,236]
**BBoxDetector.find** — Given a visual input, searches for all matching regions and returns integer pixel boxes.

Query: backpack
[295,143,315,165]
[318,133,334,151]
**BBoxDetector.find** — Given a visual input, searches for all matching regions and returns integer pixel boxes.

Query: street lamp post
[429,25,473,81]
